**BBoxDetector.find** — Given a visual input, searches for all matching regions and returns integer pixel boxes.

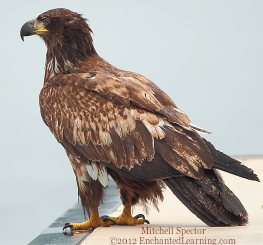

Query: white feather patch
[85,162,108,187]
[86,162,98,180]
[189,123,211,134]
[74,156,81,163]
[174,107,187,115]
[98,166,108,187]
[54,58,60,73]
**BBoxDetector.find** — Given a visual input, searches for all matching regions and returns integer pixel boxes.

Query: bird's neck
[44,34,97,83]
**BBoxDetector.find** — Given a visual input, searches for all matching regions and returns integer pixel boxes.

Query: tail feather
[204,139,259,182]
[163,169,248,226]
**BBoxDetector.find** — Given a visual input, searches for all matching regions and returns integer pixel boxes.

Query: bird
[20,8,259,230]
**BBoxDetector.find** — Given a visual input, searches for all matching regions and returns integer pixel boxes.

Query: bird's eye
[43,18,50,25]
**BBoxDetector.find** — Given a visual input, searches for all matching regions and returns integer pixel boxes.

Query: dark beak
[20,19,37,41]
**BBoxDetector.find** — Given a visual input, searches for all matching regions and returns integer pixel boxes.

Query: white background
[0,1,262,244]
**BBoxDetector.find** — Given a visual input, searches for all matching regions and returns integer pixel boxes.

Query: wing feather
[109,129,127,167]
[135,121,155,162]
[122,134,136,169]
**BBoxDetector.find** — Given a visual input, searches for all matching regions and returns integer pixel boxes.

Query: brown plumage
[20,8,259,229]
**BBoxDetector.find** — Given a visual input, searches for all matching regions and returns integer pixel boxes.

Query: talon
[100,215,109,219]
[133,214,150,224]
[133,214,146,220]
[63,223,73,230]
[103,217,117,224]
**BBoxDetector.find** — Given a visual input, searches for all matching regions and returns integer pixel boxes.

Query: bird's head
[20,8,97,77]
[21,8,91,42]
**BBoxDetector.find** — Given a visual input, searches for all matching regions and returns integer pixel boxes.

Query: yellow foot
[63,217,112,231]
[102,213,150,226]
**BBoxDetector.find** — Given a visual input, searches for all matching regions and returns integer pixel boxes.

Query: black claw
[133,214,145,220]
[133,214,150,224]
[103,217,117,224]
[101,215,117,224]
[63,223,73,230]
[100,215,109,219]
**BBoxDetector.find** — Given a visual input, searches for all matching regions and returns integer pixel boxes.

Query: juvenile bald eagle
[20,8,259,230]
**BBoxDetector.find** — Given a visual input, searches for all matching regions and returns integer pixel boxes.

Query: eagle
[20,8,259,230]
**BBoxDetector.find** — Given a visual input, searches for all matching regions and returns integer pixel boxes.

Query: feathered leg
[63,151,112,230]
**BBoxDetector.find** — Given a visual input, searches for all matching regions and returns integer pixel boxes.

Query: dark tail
[163,169,248,226]
[204,139,259,182]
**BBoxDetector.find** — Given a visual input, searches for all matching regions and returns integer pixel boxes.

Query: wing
[45,72,191,126]
[40,72,213,179]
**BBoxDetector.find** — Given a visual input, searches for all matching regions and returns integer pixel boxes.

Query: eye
[43,18,50,25]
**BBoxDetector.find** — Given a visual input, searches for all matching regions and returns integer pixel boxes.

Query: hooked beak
[20,19,48,41]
